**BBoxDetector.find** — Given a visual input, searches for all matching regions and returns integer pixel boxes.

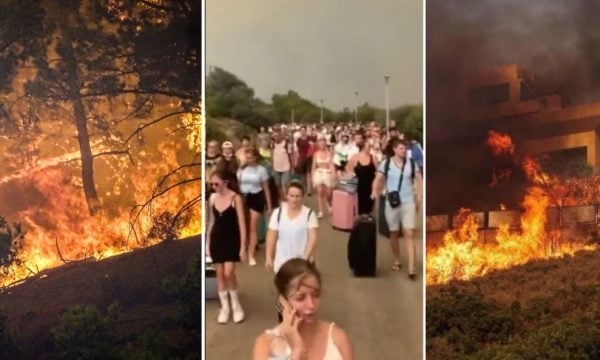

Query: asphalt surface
[205,197,424,359]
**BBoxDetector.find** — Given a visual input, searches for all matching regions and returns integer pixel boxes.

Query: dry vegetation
[427,248,600,359]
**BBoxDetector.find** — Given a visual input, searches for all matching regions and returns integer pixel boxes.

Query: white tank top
[265,322,343,360]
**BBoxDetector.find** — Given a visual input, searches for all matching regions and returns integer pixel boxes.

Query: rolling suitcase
[348,215,377,277]
[205,259,218,300]
[331,190,358,231]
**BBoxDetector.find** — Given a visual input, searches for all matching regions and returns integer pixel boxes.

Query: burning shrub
[51,302,120,360]
[147,211,190,243]
[0,216,24,270]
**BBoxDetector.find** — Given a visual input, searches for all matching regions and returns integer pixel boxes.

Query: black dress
[354,155,376,215]
[210,196,241,263]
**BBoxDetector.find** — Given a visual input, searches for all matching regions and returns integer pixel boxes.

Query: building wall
[520,131,600,167]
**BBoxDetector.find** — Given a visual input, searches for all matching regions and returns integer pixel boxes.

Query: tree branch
[123,110,195,144]
[136,0,187,14]
[92,148,135,165]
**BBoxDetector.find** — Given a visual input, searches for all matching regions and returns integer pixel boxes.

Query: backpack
[276,206,313,225]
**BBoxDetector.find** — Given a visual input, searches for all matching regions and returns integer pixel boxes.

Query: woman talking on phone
[253,258,354,360]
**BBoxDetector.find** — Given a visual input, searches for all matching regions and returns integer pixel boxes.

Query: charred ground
[0,236,201,359]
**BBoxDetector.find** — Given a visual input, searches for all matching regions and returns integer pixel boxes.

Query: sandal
[391,262,402,271]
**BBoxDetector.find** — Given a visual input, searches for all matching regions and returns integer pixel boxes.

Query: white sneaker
[317,212,323,219]
[232,303,245,323]
[217,307,230,324]
[249,257,257,266]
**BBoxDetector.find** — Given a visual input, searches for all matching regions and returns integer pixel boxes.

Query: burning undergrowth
[427,131,599,285]
[0,113,201,289]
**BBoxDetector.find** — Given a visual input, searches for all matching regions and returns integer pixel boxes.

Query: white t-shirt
[333,143,352,166]
[238,165,269,194]
[268,204,318,272]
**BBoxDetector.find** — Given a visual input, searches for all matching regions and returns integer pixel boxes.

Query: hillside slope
[0,236,201,359]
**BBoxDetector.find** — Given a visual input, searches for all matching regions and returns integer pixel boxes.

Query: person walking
[207,169,247,324]
[371,138,422,279]
[333,134,352,179]
[238,148,273,266]
[272,131,293,200]
[265,182,318,273]
[311,137,336,218]
[253,259,354,360]
[346,141,377,215]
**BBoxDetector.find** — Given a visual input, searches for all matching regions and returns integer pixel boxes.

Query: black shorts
[243,191,265,213]
[295,157,313,175]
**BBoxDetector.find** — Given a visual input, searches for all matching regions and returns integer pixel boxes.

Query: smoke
[426,0,600,213]
[427,0,600,142]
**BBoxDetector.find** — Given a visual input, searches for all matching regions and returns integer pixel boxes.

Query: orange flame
[427,187,594,285]
[0,110,201,289]
[487,130,515,156]
[427,135,595,285]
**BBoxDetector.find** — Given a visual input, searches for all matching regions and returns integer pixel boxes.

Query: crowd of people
[205,120,423,359]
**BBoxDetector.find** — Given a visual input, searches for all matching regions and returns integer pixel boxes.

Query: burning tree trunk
[62,34,101,216]
[72,96,100,215]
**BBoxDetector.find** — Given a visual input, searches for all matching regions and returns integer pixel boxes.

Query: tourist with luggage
[238,148,273,266]
[206,169,247,324]
[371,138,422,279]
[265,182,318,273]
[253,258,354,360]
[312,136,336,219]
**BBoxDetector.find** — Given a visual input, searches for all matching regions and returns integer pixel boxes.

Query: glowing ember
[487,130,515,156]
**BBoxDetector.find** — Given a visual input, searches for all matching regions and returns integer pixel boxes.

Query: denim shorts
[272,171,290,188]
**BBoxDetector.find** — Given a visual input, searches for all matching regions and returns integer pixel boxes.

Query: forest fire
[427,133,596,285]
[0,111,201,289]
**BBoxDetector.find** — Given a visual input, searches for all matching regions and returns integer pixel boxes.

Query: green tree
[51,303,120,360]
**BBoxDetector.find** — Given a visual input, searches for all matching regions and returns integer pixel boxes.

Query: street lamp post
[291,107,295,126]
[320,99,324,125]
[354,91,359,126]
[384,75,390,137]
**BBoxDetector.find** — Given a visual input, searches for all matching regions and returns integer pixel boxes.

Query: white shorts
[385,201,416,231]
[313,168,334,188]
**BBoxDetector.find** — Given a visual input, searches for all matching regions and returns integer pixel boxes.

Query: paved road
[205,197,423,359]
